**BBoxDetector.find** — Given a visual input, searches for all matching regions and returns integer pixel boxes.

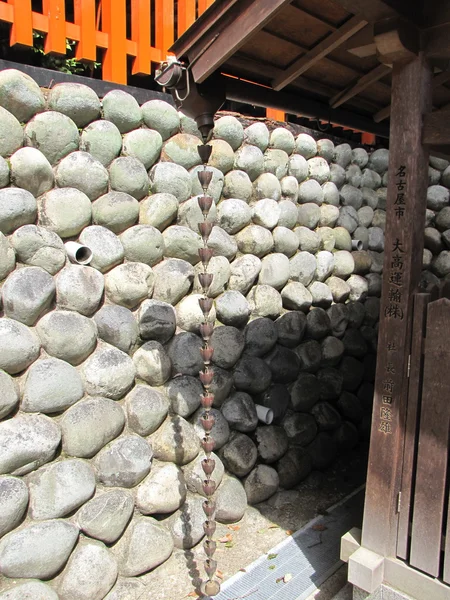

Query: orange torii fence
[0,0,215,85]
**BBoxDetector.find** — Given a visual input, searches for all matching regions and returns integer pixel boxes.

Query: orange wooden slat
[155,0,174,56]
[7,0,33,46]
[101,0,127,84]
[0,2,14,23]
[361,132,376,145]
[198,0,215,15]
[266,108,285,122]
[131,0,151,75]
[178,0,196,36]
[32,11,48,32]
[74,0,96,61]
[43,0,66,54]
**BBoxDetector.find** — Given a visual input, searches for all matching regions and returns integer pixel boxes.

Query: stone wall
[0,68,449,599]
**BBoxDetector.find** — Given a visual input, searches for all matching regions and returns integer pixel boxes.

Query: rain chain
[196,142,221,598]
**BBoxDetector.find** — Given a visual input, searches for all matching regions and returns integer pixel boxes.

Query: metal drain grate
[213,486,364,600]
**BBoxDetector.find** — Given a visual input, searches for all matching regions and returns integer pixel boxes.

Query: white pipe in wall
[64,242,93,265]
[255,404,274,425]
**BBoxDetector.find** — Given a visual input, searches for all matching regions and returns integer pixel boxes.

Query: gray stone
[222,391,258,432]
[95,435,153,487]
[0,476,28,537]
[2,266,55,326]
[255,426,289,464]
[431,251,450,277]
[316,227,335,252]
[319,204,339,228]
[278,199,298,229]
[165,375,202,418]
[317,366,343,400]
[276,448,312,489]
[247,284,282,318]
[234,355,272,394]
[21,357,83,414]
[362,187,378,209]
[215,474,247,523]
[0,69,44,122]
[149,162,192,202]
[252,198,280,230]
[340,356,365,391]
[234,144,265,180]
[24,111,79,165]
[112,516,174,576]
[327,303,349,338]
[329,164,346,188]
[207,225,238,260]
[315,250,334,282]
[316,139,334,162]
[164,492,205,549]
[361,169,381,190]
[253,173,282,201]
[430,156,449,171]
[28,459,95,520]
[58,540,117,600]
[244,122,270,151]
[138,299,176,343]
[333,250,355,278]
[376,187,387,209]
[56,265,104,316]
[334,227,352,251]
[244,464,279,504]
[275,311,306,348]
[222,169,253,202]
[109,156,149,200]
[281,281,312,312]
[343,328,368,357]
[297,202,320,229]
[103,578,147,600]
[340,184,363,210]
[94,305,138,353]
[10,224,65,275]
[244,317,278,356]
[183,450,224,496]
[334,143,352,168]
[289,251,316,286]
[122,128,162,170]
[208,139,235,174]
[256,381,290,424]
[82,343,136,399]
[272,226,299,257]
[295,226,320,253]
[217,198,251,234]
[281,175,299,201]
[104,262,154,309]
[219,432,257,477]
[337,206,359,233]
[269,127,295,154]
[358,206,374,228]
[424,227,443,253]
[56,151,109,200]
[0,187,37,235]
[288,153,309,182]
[306,307,331,339]
[308,281,333,308]
[326,276,351,303]
[346,301,366,329]
[216,290,250,327]
[308,156,330,184]
[0,413,60,476]
[352,147,369,168]
[80,120,122,167]
[37,187,91,238]
[103,89,142,133]
[346,164,362,188]
[295,133,317,159]
[61,396,125,458]
[0,519,78,579]
[228,254,262,294]
[265,344,300,383]
[151,415,200,465]
[368,250,384,273]
[79,225,124,273]
[283,412,318,446]
[368,148,389,174]
[0,318,40,374]
[0,156,9,187]
[442,230,450,250]
[92,191,139,233]
[133,340,171,386]
[298,179,323,205]
[427,185,449,211]
[264,148,289,179]
[166,332,203,376]
[213,115,244,150]
[139,192,178,231]
[37,310,97,366]
[436,207,450,231]
[191,405,231,450]
[367,226,384,253]
[333,421,359,451]
[125,385,169,437]
[0,370,18,419]
[443,165,450,188]
[311,402,341,431]
[0,581,58,600]
[141,99,180,140]
[337,392,364,423]
[48,82,100,126]
[259,253,290,289]
[0,106,23,158]
[307,432,337,469]
[346,274,369,301]
[136,461,186,515]
[366,272,382,296]
[177,195,217,233]
[210,326,244,368]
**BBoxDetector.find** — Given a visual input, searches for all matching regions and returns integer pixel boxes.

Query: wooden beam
[374,17,419,65]
[344,23,377,58]
[330,63,391,108]
[189,0,294,84]
[329,0,416,24]
[272,15,367,91]
[423,108,450,145]
[423,24,450,60]
[361,51,432,558]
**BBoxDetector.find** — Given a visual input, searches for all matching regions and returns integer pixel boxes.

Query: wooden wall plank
[43,0,66,54]
[396,293,430,560]
[74,0,96,62]
[7,0,33,46]
[131,0,151,75]
[361,52,432,558]
[178,0,196,36]
[155,0,174,57]
[410,298,450,576]
[102,0,127,84]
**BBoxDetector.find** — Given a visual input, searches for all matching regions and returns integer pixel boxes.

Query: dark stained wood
[374,17,419,64]
[326,0,401,23]
[396,293,430,560]
[292,0,350,27]
[423,24,450,59]
[374,104,391,122]
[410,298,450,577]
[290,3,338,31]
[189,0,294,83]
[423,108,450,145]
[272,15,367,90]
[423,0,450,27]
[330,63,391,108]
[266,4,335,48]
[343,23,377,58]
[361,52,432,558]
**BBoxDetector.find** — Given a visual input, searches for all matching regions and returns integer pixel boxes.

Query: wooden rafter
[329,0,414,24]
[290,3,337,31]
[330,63,391,108]
[423,107,450,145]
[272,14,367,91]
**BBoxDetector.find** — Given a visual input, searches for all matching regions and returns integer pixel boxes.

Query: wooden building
[159,1,450,598]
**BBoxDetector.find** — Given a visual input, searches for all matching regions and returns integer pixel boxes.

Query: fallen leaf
[225,541,234,548]
[257,528,266,534]
[239,568,247,573]
[217,570,224,580]
[284,573,293,583]
[268,524,280,529]
[269,565,276,570]
[285,530,293,536]
[312,524,327,532]
[218,533,233,543]
[185,592,199,597]
[227,524,241,531]
[276,577,284,584]
[267,553,278,560]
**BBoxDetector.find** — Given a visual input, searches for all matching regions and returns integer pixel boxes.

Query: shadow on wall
[0,67,449,598]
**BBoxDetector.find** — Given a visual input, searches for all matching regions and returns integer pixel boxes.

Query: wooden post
[361,52,432,557]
